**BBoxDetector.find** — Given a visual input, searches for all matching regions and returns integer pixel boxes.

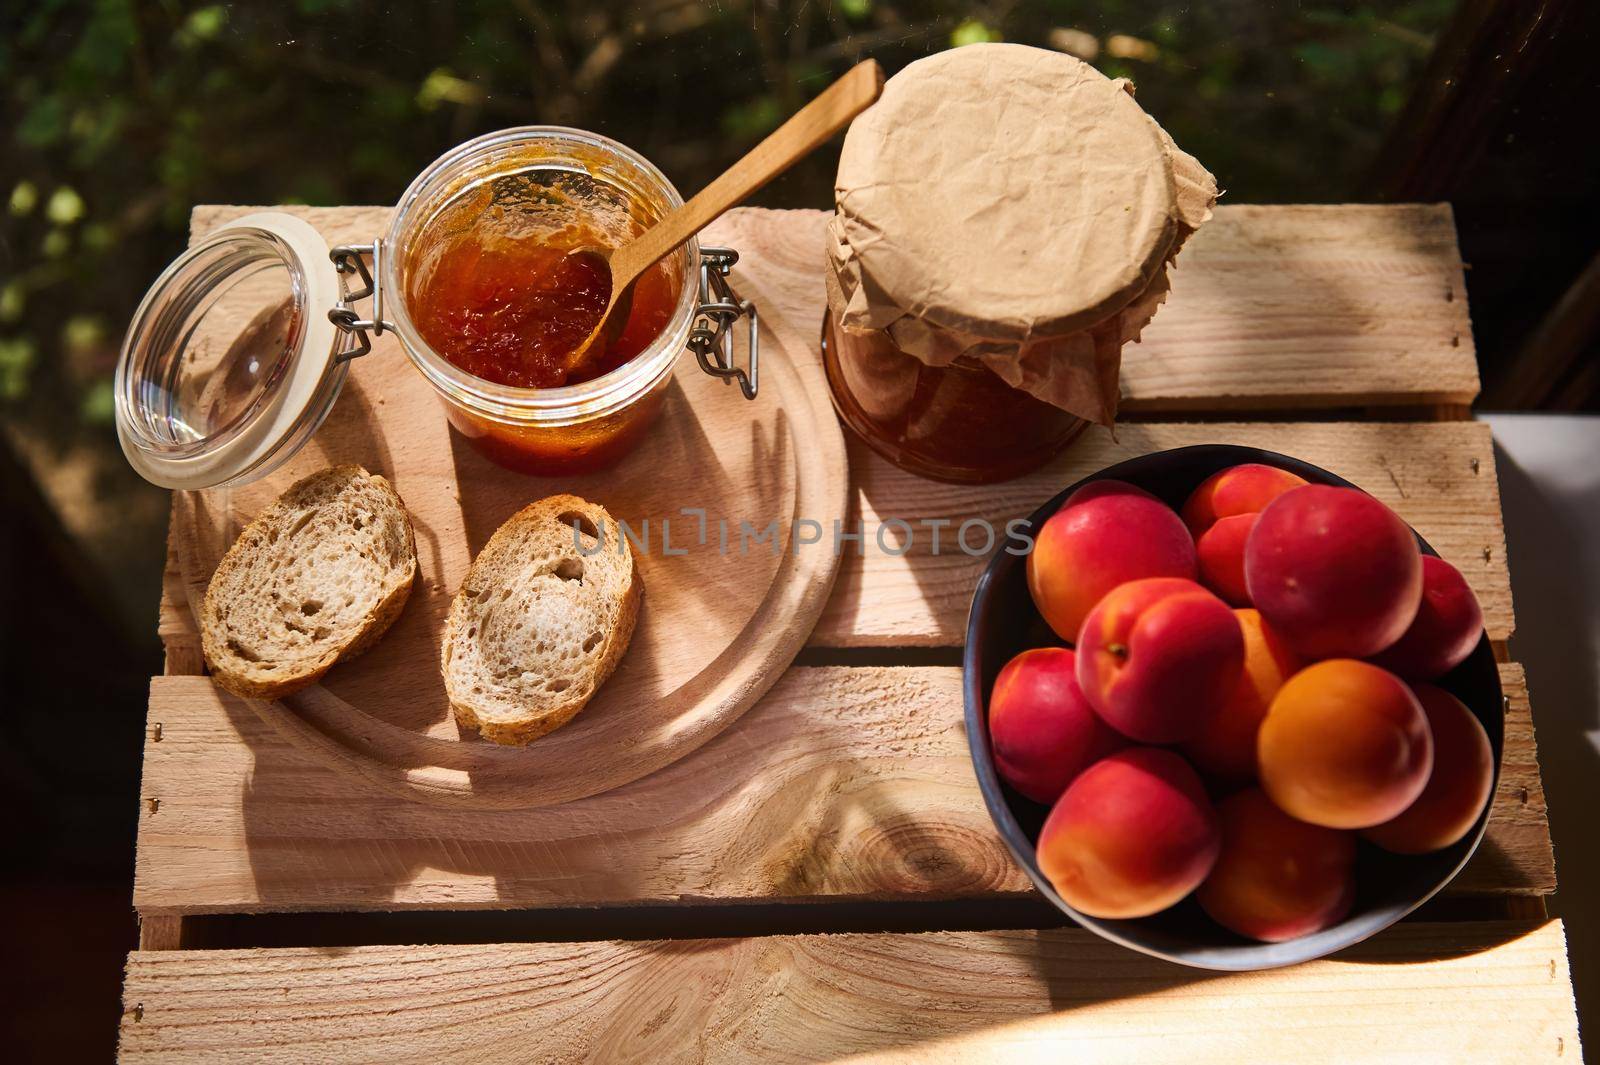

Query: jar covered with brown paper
[823,43,1217,483]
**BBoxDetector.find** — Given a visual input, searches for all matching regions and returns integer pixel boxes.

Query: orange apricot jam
[444,381,672,476]
[411,232,678,390]
[405,225,683,476]
[821,308,1087,483]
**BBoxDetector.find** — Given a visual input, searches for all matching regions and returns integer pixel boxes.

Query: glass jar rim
[380,125,699,425]
[116,225,308,456]
[114,211,345,490]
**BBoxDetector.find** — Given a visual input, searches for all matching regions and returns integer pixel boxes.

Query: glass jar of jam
[821,308,1088,483]
[114,127,758,489]
[380,128,707,476]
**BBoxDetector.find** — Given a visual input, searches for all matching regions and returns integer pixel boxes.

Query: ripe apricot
[1076,578,1244,745]
[1027,480,1197,643]
[1037,748,1220,919]
[1363,684,1493,854]
[1198,789,1357,942]
[988,647,1125,805]
[1183,608,1301,782]
[1258,660,1433,829]
[1245,485,1422,659]
[1182,463,1308,606]
[1371,556,1485,680]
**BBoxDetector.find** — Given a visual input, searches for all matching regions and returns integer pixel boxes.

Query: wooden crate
[122,206,1579,1062]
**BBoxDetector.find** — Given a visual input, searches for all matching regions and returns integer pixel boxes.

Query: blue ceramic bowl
[963,445,1503,970]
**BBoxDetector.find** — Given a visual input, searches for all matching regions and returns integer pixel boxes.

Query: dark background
[3,2,1598,1059]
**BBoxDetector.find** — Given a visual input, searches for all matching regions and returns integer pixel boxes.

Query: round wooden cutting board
[173,206,847,809]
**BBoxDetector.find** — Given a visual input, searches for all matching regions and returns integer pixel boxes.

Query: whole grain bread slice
[441,494,641,746]
[200,465,418,700]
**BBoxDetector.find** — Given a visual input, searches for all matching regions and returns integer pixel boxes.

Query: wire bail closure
[327,242,393,363]
[326,242,757,398]
[688,247,759,400]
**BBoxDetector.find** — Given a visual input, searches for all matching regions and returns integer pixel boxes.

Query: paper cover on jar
[828,43,1217,425]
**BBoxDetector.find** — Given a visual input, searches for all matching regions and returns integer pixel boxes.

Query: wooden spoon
[562,59,884,378]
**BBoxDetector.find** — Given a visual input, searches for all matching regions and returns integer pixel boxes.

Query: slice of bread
[441,494,641,746]
[200,465,418,700]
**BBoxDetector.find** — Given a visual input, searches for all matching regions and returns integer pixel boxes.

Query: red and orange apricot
[1026,480,1197,643]
[1197,788,1357,942]
[1371,556,1485,680]
[1182,463,1308,606]
[1363,684,1493,854]
[1037,748,1220,919]
[1076,577,1245,745]
[1245,485,1423,659]
[988,647,1125,805]
[1183,608,1302,783]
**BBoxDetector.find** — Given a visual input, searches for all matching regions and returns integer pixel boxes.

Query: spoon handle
[608,59,885,291]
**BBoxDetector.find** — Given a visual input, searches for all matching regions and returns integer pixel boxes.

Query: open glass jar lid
[115,212,348,490]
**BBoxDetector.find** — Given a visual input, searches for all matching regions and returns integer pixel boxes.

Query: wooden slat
[137,916,186,952]
[1128,204,1477,409]
[117,920,1577,1063]
[132,663,1549,915]
[154,422,1516,657]
[711,204,1480,412]
[159,501,203,677]
[813,421,1513,648]
[1479,663,1555,893]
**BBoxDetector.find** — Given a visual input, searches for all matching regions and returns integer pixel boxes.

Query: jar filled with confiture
[823,44,1217,484]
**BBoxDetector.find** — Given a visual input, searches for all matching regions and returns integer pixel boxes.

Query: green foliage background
[0,0,1454,626]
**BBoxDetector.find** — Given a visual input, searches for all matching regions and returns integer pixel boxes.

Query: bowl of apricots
[964,445,1501,969]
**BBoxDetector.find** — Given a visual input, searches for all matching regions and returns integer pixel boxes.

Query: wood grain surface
[168,206,848,808]
[142,206,1535,915]
[132,662,1549,915]
[118,920,1577,1063]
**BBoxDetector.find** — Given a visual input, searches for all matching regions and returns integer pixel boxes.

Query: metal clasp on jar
[327,241,393,362]
[689,247,758,400]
